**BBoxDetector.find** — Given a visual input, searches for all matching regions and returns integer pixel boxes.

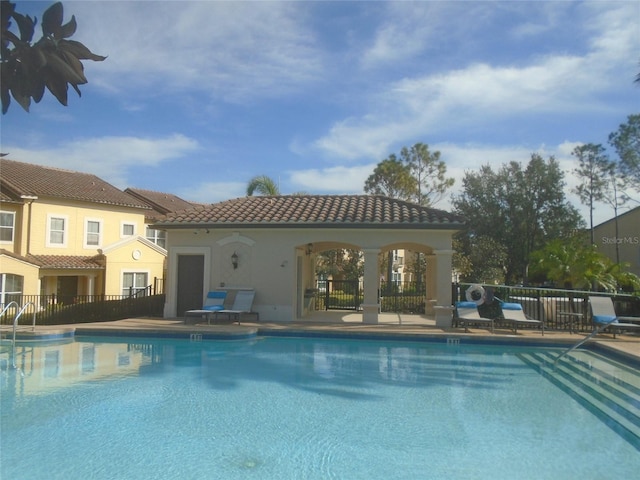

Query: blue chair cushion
[203,305,225,311]
[593,315,617,325]
[456,301,478,308]
[501,303,523,311]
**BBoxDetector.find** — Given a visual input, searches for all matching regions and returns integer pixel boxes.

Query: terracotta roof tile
[0,159,150,209]
[26,254,105,270]
[156,195,465,229]
[124,188,198,220]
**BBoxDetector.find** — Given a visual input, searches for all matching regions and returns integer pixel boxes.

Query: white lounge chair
[211,290,259,324]
[183,291,227,324]
[500,302,544,335]
[454,301,494,333]
[588,296,640,338]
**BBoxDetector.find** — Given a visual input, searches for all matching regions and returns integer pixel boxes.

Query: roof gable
[125,187,197,219]
[0,159,150,210]
[156,195,465,230]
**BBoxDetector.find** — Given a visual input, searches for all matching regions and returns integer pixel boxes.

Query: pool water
[1,336,639,479]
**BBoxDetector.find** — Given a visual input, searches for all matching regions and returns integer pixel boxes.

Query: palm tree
[246,175,280,196]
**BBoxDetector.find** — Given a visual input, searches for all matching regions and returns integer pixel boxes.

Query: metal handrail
[0,301,20,320]
[8,302,36,369]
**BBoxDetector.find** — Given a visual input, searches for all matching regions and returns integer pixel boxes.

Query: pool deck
[8,311,638,363]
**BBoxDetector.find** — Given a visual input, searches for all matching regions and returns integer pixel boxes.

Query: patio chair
[183,291,227,324]
[500,302,544,335]
[454,301,494,333]
[211,289,259,324]
[588,296,640,338]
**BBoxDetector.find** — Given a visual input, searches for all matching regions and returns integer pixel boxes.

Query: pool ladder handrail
[553,319,615,367]
[1,302,36,369]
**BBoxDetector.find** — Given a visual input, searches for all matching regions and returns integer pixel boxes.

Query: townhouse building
[0,159,170,306]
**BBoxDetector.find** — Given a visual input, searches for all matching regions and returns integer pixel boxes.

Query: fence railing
[455,283,640,332]
[0,293,165,326]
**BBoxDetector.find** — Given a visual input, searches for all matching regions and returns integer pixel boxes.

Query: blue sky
[1,1,638,226]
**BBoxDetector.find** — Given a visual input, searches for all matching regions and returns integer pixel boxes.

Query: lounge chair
[588,296,640,338]
[183,291,227,324]
[454,301,494,333]
[211,289,259,324]
[500,302,544,335]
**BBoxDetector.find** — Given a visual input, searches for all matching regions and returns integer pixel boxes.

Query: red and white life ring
[465,284,486,306]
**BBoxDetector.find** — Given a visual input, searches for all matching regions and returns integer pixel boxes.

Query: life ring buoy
[465,284,486,306]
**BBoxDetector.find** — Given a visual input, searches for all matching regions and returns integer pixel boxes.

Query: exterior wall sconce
[231,251,239,269]
[305,243,313,256]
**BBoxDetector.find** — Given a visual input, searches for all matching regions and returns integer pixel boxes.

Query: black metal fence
[455,283,640,332]
[314,280,426,313]
[1,294,165,326]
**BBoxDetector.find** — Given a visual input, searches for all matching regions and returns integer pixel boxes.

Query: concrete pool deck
[9,311,637,363]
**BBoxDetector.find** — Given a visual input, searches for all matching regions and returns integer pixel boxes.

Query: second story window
[85,219,102,248]
[122,222,135,237]
[47,215,67,247]
[146,227,166,249]
[0,211,15,243]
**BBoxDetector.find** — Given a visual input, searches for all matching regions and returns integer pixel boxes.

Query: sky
[1,0,638,227]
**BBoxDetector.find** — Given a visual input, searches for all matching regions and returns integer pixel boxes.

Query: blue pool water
[1,336,638,479]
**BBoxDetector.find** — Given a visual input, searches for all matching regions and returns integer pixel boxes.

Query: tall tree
[400,143,455,207]
[1,1,106,113]
[609,114,640,197]
[571,143,613,244]
[452,154,583,284]
[363,155,417,200]
[246,175,280,196]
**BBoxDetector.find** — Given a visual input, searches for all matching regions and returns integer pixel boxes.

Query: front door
[176,255,204,316]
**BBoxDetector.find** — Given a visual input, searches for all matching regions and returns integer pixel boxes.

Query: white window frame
[84,218,103,249]
[121,270,150,297]
[121,221,136,238]
[46,214,68,248]
[146,226,166,249]
[0,210,15,244]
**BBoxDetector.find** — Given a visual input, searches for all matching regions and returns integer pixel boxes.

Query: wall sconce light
[305,243,313,256]
[231,251,239,269]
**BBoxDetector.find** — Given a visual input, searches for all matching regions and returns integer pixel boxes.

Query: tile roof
[26,254,105,270]
[156,195,465,230]
[125,188,198,220]
[0,159,151,209]
[0,249,105,269]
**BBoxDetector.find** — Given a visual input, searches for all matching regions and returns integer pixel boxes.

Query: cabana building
[155,195,464,324]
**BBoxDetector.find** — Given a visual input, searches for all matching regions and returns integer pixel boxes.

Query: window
[0,273,23,306]
[0,211,15,243]
[85,219,102,248]
[146,227,166,249]
[122,222,135,237]
[122,272,148,297]
[47,215,67,247]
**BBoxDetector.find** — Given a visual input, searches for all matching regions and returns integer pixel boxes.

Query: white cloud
[289,164,376,193]
[73,1,324,103]
[183,181,247,204]
[3,134,199,188]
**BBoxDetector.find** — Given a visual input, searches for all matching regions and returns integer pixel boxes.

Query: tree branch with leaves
[1,1,106,113]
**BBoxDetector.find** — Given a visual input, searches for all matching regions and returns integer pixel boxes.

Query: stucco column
[361,248,380,324]
[433,249,454,328]
[425,254,436,315]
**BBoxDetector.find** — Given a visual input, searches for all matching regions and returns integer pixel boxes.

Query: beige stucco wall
[593,207,640,277]
[102,238,166,296]
[0,255,40,295]
[1,197,166,298]
[164,227,456,322]
[25,198,148,256]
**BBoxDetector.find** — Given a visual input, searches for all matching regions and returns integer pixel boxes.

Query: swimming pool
[1,335,638,479]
